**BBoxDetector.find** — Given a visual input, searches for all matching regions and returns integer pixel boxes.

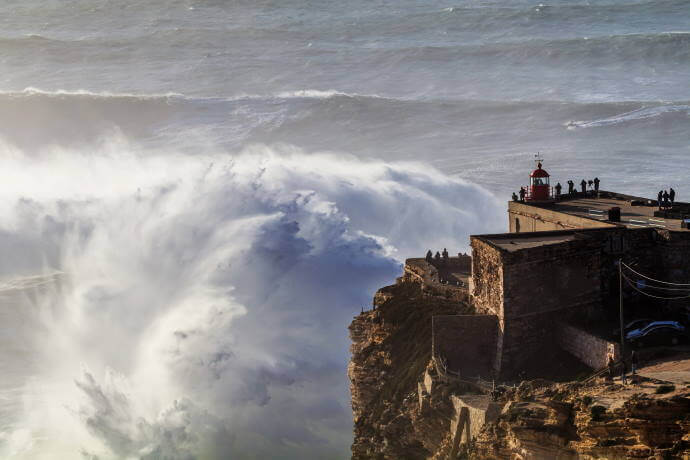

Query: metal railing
[521,186,554,201]
[433,355,494,392]
[581,360,625,384]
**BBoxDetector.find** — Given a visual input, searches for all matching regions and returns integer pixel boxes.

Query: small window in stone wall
[515,218,520,233]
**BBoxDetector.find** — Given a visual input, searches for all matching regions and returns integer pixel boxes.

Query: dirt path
[638,351,690,385]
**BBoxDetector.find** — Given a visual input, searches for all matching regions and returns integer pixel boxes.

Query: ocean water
[0,0,688,458]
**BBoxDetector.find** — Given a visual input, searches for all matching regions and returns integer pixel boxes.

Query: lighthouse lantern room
[527,154,552,202]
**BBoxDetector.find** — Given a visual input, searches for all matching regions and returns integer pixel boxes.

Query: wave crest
[0,143,504,458]
[566,104,690,129]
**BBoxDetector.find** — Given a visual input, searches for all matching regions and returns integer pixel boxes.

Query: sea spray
[0,141,503,458]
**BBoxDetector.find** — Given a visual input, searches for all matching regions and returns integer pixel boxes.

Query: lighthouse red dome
[527,161,552,201]
[530,162,550,178]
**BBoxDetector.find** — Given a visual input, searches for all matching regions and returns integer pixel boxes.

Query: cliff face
[348,264,690,459]
[473,379,690,459]
[348,278,472,459]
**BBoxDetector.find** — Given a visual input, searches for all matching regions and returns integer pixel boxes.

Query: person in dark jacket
[663,190,670,208]
[555,182,562,198]
[434,251,441,262]
[670,187,676,205]
[442,248,449,263]
[568,180,574,194]
[426,250,433,263]
[594,177,600,193]
[580,179,587,194]
[658,190,663,209]
[631,350,638,376]
[607,354,615,381]
[512,192,519,202]
[519,187,526,202]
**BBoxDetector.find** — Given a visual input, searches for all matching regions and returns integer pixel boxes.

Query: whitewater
[0,0,688,458]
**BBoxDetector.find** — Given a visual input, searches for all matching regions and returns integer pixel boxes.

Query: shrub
[655,384,675,394]
[590,405,606,421]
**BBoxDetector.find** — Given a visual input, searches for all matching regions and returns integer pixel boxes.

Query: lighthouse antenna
[534,152,544,166]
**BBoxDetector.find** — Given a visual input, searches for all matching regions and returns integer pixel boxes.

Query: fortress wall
[508,201,614,233]
[470,239,504,317]
[453,253,472,272]
[468,222,685,380]
[498,237,604,378]
[403,258,469,303]
[470,239,505,374]
[657,231,690,283]
[557,323,620,369]
[502,237,603,319]
[432,315,498,379]
[404,258,440,285]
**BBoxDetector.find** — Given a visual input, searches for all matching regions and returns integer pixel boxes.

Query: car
[613,318,654,337]
[626,321,687,348]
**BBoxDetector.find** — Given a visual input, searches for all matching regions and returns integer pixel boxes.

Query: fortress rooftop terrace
[509,191,690,233]
[478,232,580,253]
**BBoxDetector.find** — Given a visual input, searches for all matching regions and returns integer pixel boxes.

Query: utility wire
[620,273,690,292]
[622,261,690,287]
[622,274,690,300]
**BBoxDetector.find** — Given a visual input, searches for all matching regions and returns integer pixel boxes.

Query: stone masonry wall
[508,201,614,233]
[502,237,603,319]
[499,236,604,378]
[469,239,505,375]
[557,322,621,369]
[432,315,498,379]
[450,395,504,445]
[470,239,504,317]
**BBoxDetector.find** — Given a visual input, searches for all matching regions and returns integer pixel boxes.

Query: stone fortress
[349,159,690,459]
[423,159,690,383]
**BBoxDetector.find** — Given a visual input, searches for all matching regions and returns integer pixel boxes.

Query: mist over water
[0,141,502,458]
[0,0,688,457]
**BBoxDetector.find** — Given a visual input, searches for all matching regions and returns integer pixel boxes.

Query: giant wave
[0,140,503,459]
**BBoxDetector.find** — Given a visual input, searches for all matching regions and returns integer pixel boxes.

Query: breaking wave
[2,88,688,161]
[0,140,503,458]
[366,31,690,64]
[566,104,690,129]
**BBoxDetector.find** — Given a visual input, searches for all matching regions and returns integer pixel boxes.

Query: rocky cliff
[473,378,690,459]
[349,266,690,459]
[348,277,473,459]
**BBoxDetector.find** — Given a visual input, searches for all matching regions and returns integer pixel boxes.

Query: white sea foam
[566,104,690,129]
[0,87,388,105]
[1,0,689,457]
[0,139,503,458]
[15,87,187,100]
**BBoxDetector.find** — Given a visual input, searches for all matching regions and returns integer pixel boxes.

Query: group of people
[512,177,601,202]
[657,188,676,210]
[425,248,449,264]
[607,350,639,385]
[561,177,600,197]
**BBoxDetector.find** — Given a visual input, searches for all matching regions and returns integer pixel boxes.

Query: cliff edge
[348,265,473,458]
[348,261,690,459]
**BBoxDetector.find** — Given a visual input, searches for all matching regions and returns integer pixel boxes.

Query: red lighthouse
[527,156,552,202]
